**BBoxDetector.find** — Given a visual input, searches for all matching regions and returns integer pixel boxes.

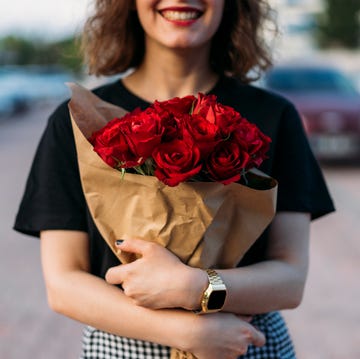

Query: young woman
[14,1,335,358]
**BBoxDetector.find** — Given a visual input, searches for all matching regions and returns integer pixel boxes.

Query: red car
[263,64,360,161]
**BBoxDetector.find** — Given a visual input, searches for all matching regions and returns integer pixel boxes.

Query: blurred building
[269,0,324,60]
[268,0,360,90]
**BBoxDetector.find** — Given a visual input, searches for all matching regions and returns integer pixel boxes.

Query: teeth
[161,10,199,21]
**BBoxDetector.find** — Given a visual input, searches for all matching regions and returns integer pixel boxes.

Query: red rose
[193,93,243,136]
[122,107,165,159]
[206,139,250,185]
[90,112,141,168]
[186,113,220,157]
[233,120,271,167]
[153,95,196,116]
[153,132,202,186]
[213,104,244,136]
[152,97,195,142]
[192,93,218,121]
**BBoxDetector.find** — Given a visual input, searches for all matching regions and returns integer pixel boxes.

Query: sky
[0,0,90,39]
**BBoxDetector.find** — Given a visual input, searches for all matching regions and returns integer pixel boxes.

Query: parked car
[0,91,29,117]
[0,66,74,118]
[263,63,360,161]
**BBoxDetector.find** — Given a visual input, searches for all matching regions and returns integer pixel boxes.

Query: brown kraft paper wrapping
[68,83,278,359]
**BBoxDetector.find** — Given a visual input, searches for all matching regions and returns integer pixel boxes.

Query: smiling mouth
[159,9,203,22]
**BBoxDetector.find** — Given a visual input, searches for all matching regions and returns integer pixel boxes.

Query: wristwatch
[195,269,227,314]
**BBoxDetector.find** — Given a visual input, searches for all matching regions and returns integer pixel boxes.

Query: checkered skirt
[80,311,296,359]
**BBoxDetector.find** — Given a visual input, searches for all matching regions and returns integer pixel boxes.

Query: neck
[122,44,219,102]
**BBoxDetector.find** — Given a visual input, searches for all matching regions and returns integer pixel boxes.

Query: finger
[250,326,266,347]
[115,237,150,256]
[105,264,127,285]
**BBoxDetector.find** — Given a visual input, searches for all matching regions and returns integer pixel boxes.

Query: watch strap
[205,269,224,287]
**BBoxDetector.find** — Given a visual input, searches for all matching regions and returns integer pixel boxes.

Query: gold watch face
[207,290,227,310]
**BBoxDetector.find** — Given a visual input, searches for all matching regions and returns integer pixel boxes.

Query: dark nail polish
[116,240,124,246]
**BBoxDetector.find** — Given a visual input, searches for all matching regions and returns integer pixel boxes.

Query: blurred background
[1,0,359,358]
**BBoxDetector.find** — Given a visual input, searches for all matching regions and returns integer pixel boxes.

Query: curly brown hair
[82,0,277,82]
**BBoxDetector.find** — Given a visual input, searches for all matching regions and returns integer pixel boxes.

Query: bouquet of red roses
[68,83,277,359]
[89,92,271,187]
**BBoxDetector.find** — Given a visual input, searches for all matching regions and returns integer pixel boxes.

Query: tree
[0,35,84,74]
[316,0,360,48]
[52,37,84,74]
[0,36,35,65]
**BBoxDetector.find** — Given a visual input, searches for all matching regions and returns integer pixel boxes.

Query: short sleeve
[14,102,87,237]
[272,102,335,220]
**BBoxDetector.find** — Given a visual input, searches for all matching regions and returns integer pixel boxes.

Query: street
[0,102,359,359]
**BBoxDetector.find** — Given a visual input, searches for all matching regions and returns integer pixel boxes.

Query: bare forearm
[217,260,307,314]
[46,269,192,350]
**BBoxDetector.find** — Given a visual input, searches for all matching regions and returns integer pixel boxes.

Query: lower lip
[166,19,197,26]
[161,15,198,27]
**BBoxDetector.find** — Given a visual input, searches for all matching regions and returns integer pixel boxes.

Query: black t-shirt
[14,76,335,277]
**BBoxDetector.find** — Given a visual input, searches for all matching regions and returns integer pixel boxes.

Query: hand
[187,312,265,359]
[105,237,207,310]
